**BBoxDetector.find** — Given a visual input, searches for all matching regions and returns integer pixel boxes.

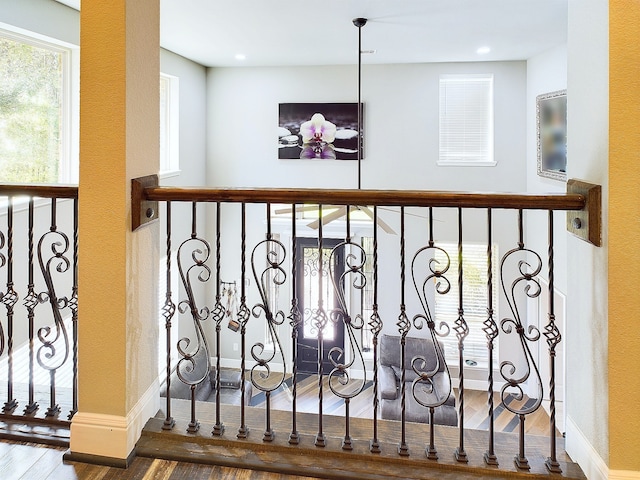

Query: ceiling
[55,0,568,68]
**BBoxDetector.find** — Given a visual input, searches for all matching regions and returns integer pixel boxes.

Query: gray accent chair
[379,334,458,426]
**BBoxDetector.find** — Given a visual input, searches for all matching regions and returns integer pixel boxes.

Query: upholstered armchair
[378,333,458,426]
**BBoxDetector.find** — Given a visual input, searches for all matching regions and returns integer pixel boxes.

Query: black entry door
[295,237,345,374]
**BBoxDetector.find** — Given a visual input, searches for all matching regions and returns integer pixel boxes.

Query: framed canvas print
[537,90,567,181]
[278,103,362,160]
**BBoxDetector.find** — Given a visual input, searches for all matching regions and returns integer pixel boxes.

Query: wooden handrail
[143,186,586,211]
[0,184,78,199]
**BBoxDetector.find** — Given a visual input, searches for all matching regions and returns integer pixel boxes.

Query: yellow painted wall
[78,0,159,418]
[609,0,640,472]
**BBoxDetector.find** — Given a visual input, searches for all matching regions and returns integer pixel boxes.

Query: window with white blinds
[439,74,494,166]
[434,243,498,367]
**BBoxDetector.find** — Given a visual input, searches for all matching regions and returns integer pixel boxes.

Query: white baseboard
[565,415,609,480]
[70,380,160,460]
[609,470,640,480]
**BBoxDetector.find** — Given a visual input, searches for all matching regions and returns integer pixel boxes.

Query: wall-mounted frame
[537,89,567,181]
[278,102,362,160]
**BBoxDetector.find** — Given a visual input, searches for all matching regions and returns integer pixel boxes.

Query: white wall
[565,0,609,477]
[204,61,531,379]
[206,62,526,192]
[0,0,78,46]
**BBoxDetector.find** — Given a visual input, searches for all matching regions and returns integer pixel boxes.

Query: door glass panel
[302,246,336,341]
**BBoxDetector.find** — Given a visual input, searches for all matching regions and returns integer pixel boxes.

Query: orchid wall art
[278,103,363,160]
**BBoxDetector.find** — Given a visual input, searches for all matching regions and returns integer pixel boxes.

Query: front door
[295,237,345,374]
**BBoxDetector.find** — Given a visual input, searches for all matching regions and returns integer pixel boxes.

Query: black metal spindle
[397,207,410,456]
[68,197,79,420]
[212,202,225,436]
[237,203,249,439]
[289,204,301,445]
[483,208,498,465]
[545,210,562,474]
[24,199,38,415]
[2,197,18,413]
[454,207,469,463]
[162,202,176,430]
[315,205,326,447]
[369,206,382,454]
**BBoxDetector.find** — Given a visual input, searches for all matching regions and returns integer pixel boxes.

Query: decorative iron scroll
[176,234,212,432]
[410,241,452,459]
[328,240,366,398]
[499,237,544,469]
[250,235,287,440]
[0,230,8,357]
[36,224,72,416]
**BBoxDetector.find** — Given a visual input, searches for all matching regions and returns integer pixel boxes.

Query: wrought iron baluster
[37,198,72,417]
[162,202,176,430]
[410,206,452,460]
[0,197,18,413]
[211,202,225,436]
[369,206,382,454]
[328,206,367,451]
[288,205,302,445]
[237,202,250,439]
[314,205,328,448]
[544,210,562,474]
[176,202,211,434]
[397,207,410,456]
[499,209,544,470]
[483,208,499,465]
[68,198,79,420]
[250,204,287,442]
[23,199,39,415]
[454,207,469,463]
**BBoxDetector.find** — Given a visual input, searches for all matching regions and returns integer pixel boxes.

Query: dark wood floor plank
[18,444,67,480]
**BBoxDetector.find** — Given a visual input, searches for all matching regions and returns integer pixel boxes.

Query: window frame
[434,242,499,368]
[438,73,495,167]
[159,72,180,178]
[0,26,79,184]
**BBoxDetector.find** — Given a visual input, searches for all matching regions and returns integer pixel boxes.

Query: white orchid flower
[300,113,337,144]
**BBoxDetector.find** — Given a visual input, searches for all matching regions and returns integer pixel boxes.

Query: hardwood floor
[0,440,317,480]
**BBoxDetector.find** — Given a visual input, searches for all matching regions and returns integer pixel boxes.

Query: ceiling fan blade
[361,207,397,235]
[306,206,347,230]
[378,206,444,222]
[274,205,318,215]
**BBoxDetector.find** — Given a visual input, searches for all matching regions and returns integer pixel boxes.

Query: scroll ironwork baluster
[162,202,176,430]
[314,205,328,448]
[410,206,452,460]
[250,204,287,442]
[483,208,499,465]
[2,197,18,413]
[23,199,39,415]
[544,210,562,474]
[68,198,79,420]
[328,206,367,451]
[369,206,382,454]
[211,202,225,436]
[37,198,72,417]
[237,202,250,439]
[454,207,469,463]
[176,202,211,434]
[397,206,410,457]
[288,205,302,445]
[499,209,544,470]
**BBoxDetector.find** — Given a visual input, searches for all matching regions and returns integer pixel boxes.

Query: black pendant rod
[353,18,367,190]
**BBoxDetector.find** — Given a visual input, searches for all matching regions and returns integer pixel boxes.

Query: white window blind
[434,243,498,366]
[160,73,180,175]
[439,74,494,166]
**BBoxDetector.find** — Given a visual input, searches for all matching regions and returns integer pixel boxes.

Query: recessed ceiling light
[235,54,246,61]
[477,46,491,55]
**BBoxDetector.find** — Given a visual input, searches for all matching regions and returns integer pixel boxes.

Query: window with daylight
[439,74,494,166]
[159,73,180,176]
[434,243,498,367]
[0,29,78,184]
